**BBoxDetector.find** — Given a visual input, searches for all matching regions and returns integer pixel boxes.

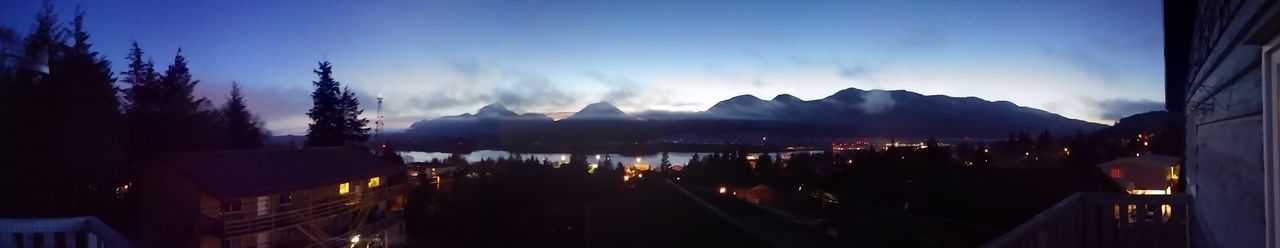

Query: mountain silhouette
[404,88,1105,142]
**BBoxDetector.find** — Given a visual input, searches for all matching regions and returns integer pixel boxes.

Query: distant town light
[623,175,630,182]
[596,155,601,160]
[719,186,728,194]
[636,157,642,163]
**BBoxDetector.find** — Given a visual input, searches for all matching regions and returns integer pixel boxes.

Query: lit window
[220,199,242,213]
[339,182,350,195]
[368,177,381,188]
[1110,168,1123,178]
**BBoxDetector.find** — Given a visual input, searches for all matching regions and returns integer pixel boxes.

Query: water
[398,150,824,166]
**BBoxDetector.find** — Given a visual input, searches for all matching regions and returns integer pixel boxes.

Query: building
[135,148,408,248]
[1169,0,1280,247]
[1097,155,1182,195]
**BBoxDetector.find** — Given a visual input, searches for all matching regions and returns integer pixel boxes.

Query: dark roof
[1097,154,1182,168]
[154,148,405,199]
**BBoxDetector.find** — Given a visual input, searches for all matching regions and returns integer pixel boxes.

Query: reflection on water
[398,150,823,166]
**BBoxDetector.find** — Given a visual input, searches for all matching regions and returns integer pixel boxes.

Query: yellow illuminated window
[368,177,381,188]
[339,182,350,195]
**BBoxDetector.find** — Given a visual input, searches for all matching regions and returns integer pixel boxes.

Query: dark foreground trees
[0,5,268,223]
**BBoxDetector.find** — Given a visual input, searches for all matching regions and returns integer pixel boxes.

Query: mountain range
[403,88,1106,143]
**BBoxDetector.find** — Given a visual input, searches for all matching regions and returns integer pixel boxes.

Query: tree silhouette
[306,61,350,147]
[339,86,370,143]
[223,82,266,150]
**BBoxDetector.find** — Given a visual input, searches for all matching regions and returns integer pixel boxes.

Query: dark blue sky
[1,0,1164,134]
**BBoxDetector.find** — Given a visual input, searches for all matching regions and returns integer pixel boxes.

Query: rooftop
[153,147,404,199]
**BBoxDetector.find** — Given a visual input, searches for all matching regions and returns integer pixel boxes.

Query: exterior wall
[136,165,204,248]
[208,173,406,246]
[1184,0,1279,247]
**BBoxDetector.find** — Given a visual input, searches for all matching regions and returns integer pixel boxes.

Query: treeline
[0,5,268,221]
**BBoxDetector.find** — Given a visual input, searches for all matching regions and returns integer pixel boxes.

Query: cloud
[448,57,484,80]
[858,90,895,114]
[1094,99,1164,121]
[1044,47,1121,84]
[406,71,577,115]
[583,70,644,104]
[897,27,948,50]
[838,65,873,80]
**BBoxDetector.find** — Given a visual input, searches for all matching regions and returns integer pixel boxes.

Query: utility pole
[375,94,385,141]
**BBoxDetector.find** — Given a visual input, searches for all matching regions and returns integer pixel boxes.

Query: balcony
[0,216,133,248]
[198,184,405,238]
[983,193,1191,248]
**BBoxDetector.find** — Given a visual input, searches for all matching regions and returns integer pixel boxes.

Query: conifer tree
[339,86,370,143]
[223,82,266,150]
[306,61,344,147]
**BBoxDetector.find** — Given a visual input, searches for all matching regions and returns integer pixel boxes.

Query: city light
[623,175,630,182]
[719,186,728,194]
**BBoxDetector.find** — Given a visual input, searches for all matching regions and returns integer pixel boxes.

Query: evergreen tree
[339,86,370,143]
[306,61,344,147]
[121,42,158,112]
[1,3,62,216]
[158,49,201,119]
[222,82,266,150]
[44,8,129,216]
[124,45,215,152]
[122,41,160,154]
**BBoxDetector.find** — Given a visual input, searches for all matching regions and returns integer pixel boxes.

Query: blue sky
[0,0,1165,134]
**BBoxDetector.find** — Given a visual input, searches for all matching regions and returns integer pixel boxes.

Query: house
[135,148,408,248]
[1097,155,1181,195]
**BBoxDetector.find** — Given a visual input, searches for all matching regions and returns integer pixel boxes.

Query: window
[1110,168,1123,178]
[339,182,350,195]
[368,177,382,188]
[280,193,293,205]
[220,199,242,213]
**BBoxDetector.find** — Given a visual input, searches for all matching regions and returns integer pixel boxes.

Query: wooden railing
[198,184,404,238]
[0,216,134,248]
[983,193,1191,248]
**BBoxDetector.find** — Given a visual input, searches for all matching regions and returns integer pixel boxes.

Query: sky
[0,0,1166,135]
